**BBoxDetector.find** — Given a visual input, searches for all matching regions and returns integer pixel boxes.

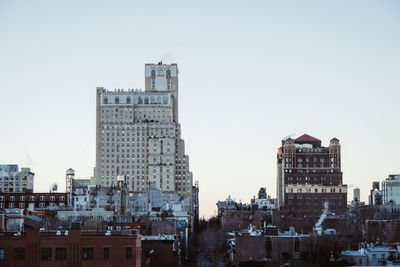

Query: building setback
[94,63,193,197]
[276,134,347,223]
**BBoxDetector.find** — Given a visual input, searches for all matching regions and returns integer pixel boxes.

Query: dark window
[126,97,131,104]
[14,248,24,260]
[56,248,67,261]
[103,97,108,104]
[282,252,290,261]
[0,248,4,260]
[82,248,93,260]
[41,248,52,261]
[104,247,109,260]
[126,247,132,259]
[115,97,119,104]
[265,238,272,252]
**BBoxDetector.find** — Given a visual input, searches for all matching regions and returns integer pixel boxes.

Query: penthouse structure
[94,62,193,196]
[276,134,347,217]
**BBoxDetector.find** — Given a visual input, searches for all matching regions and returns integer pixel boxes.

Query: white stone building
[0,165,34,193]
[382,174,400,204]
[94,62,193,196]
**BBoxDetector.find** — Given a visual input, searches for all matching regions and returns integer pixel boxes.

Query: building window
[60,196,65,201]
[10,196,15,201]
[56,248,67,261]
[40,196,45,201]
[14,248,25,260]
[30,196,35,201]
[82,248,93,260]
[103,97,108,104]
[20,196,25,201]
[104,247,110,260]
[126,97,131,104]
[41,248,52,261]
[126,247,132,259]
[19,203,25,208]
[115,97,119,104]
[0,248,4,260]
[50,196,55,201]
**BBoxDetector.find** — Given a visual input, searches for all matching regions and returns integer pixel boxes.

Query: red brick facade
[0,229,142,267]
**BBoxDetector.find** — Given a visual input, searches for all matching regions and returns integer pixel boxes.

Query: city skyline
[1,1,400,218]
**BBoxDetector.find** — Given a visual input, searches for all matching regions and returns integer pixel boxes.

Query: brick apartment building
[0,229,142,267]
[276,134,347,231]
[221,210,262,232]
[0,192,68,212]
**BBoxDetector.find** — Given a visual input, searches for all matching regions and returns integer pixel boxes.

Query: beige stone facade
[95,63,193,196]
[0,165,34,193]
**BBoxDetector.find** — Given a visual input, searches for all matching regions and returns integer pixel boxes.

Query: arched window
[115,97,119,104]
[103,97,108,104]
[166,69,171,79]
[126,97,131,104]
[151,70,156,79]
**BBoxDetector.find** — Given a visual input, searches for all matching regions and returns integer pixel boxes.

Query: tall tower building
[95,62,193,196]
[276,134,347,222]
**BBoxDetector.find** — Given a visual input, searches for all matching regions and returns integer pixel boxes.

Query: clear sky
[1,1,399,218]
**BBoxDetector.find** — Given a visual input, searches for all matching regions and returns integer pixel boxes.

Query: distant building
[382,174,400,204]
[364,245,399,266]
[221,210,262,231]
[94,63,194,197]
[216,196,236,217]
[340,250,368,266]
[251,188,275,210]
[366,219,400,243]
[369,181,383,205]
[0,164,34,193]
[340,245,399,266]
[369,181,381,205]
[0,192,67,211]
[276,134,347,230]
[229,226,344,266]
[353,188,360,202]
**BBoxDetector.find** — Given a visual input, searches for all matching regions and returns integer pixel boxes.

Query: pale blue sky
[0,1,399,218]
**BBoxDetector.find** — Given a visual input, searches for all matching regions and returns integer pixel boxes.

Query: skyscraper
[94,62,193,196]
[276,134,347,221]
